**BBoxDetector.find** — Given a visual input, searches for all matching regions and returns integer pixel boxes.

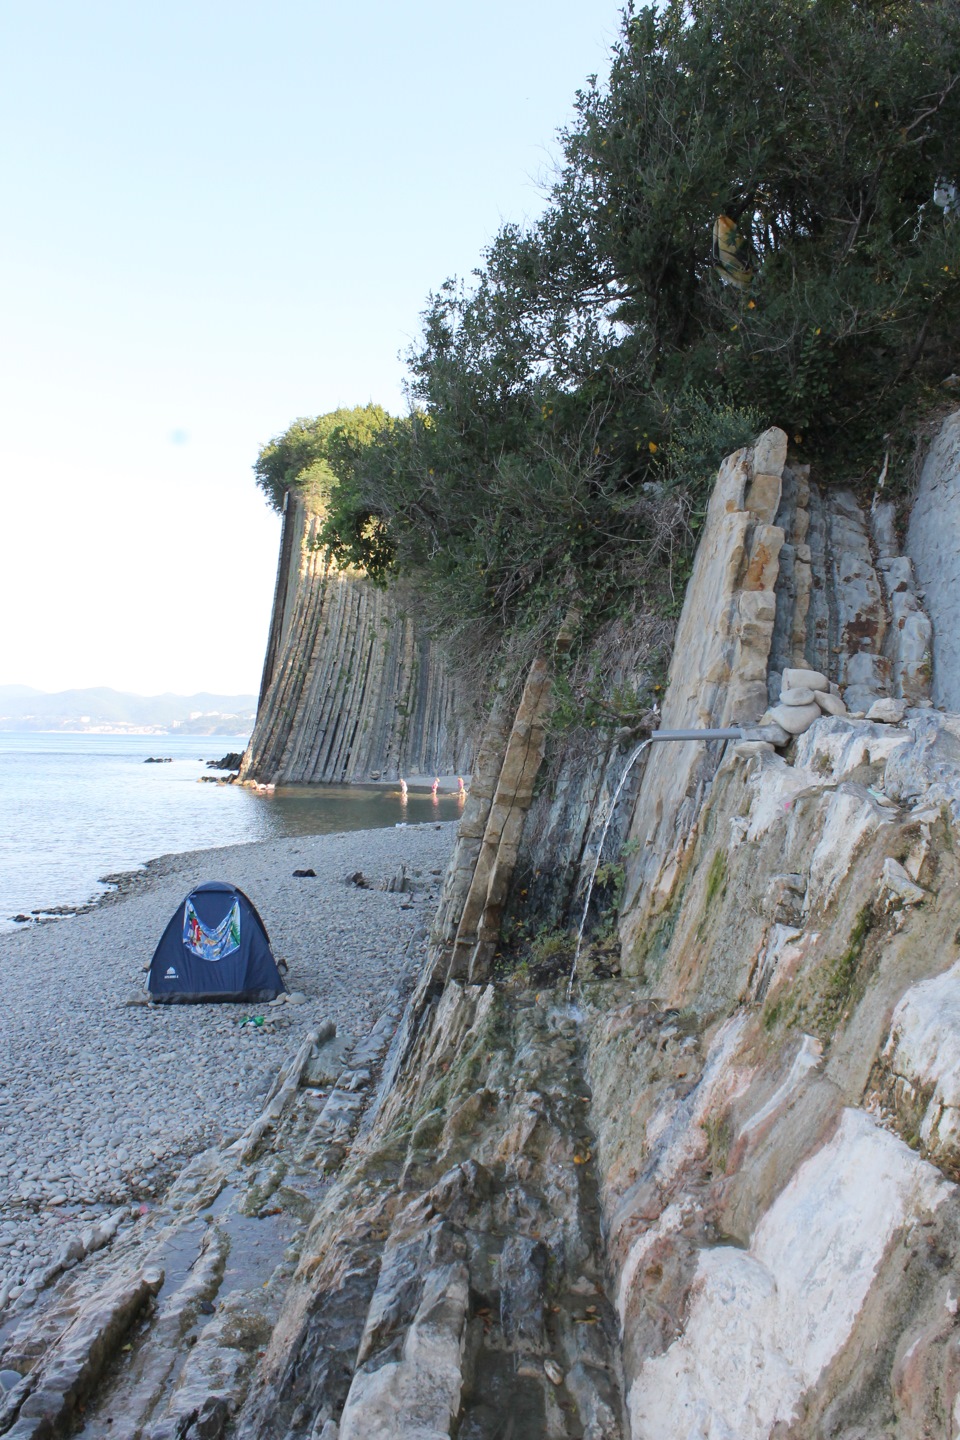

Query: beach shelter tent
[148,881,286,1003]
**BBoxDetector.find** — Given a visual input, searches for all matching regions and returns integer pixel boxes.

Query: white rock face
[881,856,926,906]
[881,959,960,1162]
[807,786,893,910]
[793,716,910,781]
[627,1110,950,1440]
[339,1258,470,1440]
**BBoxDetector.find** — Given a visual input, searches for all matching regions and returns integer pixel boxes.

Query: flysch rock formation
[908,409,960,712]
[240,490,473,784]
[3,413,960,1439]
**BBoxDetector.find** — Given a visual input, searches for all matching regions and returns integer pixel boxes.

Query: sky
[0,0,621,697]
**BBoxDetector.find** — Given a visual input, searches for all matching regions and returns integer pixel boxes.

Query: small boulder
[866,698,909,725]
[768,702,822,735]
[292,868,316,878]
[814,690,848,717]
[782,667,829,693]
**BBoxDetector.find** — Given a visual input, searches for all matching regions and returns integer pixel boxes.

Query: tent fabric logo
[183,898,241,962]
[164,966,178,979]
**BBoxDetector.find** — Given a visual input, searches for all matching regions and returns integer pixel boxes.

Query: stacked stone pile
[763,666,847,737]
[762,667,920,742]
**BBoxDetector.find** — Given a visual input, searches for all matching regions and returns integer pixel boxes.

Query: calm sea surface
[0,733,465,930]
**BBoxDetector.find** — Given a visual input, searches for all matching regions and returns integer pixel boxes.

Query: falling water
[566,737,655,1001]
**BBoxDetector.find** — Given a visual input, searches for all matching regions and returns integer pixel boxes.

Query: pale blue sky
[0,0,620,696]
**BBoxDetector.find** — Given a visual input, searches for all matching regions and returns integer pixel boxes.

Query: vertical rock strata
[7,417,960,1438]
[241,491,472,784]
[907,408,960,710]
[617,429,788,959]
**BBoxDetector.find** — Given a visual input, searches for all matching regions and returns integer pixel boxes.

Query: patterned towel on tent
[183,898,241,961]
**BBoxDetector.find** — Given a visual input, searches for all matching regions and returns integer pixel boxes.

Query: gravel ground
[0,821,455,1299]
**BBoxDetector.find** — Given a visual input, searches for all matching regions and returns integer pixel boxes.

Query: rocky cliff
[240,490,472,785]
[3,415,960,1439]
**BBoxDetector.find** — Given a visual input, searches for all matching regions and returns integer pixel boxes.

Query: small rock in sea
[143,757,172,764]
[292,868,316,878]
[11,915,31,924]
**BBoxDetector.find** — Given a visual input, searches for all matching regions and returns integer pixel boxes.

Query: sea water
[0,733,464,930]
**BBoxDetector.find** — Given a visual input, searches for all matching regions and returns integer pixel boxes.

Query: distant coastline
[0,720,254,736]
[0,683,257,735]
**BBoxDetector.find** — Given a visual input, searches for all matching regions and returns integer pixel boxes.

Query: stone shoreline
[0,821,456,1314]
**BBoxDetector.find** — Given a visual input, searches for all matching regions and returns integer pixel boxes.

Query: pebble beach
[0,821,455,1308]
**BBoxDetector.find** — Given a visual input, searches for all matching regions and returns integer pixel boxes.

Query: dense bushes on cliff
[262,0,960,691]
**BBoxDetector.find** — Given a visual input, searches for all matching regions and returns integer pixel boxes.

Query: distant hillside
[0,685,257,734]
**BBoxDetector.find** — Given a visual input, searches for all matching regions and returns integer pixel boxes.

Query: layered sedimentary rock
[6,420,960,1439]
[241,491,472,784]
[770,467,933,713]
[907,407,960,710]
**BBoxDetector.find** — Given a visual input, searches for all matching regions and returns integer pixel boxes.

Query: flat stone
[779,686,817,706]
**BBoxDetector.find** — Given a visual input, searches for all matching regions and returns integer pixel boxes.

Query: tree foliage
[261,0,960,693]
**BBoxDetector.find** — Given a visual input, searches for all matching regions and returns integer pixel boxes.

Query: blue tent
[148,881,286,1004]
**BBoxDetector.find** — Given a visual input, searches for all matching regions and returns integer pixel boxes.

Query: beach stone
[767,702,822,736]
[0,822,457,1289]
[867,698,909,724]
[782,667,829,692]
[779,686,817,706]
[815,690,848,717]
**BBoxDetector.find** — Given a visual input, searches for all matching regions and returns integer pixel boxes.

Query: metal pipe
[649,727,745,742]
[648,724,784,744]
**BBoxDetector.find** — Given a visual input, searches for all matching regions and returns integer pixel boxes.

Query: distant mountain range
[0,685,258,735]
